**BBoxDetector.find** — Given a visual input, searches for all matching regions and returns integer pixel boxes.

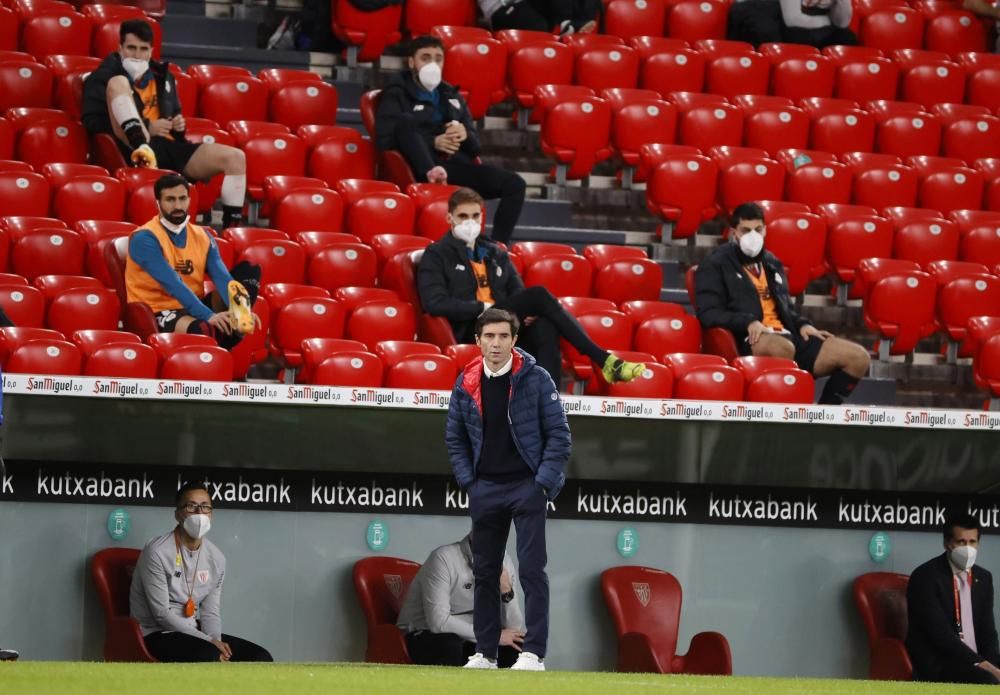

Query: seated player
[130,481,272,663]
[418,187,645,385]
[479,0,601,35]
[397,532,525,668]
[82,18,248,229]
[374,36,525,245]
[124,173,258,347]
[694,202,870,405]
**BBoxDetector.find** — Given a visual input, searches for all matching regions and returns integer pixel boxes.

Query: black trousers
[440,158,525,246]
[916,660,1000,685]
[405,630,519,667]
[490,0,601,32]
[728,0,857,48]
[144,631,273,663]
[493,286,609,381]
[782,25,858,48]
[470,477,549,659]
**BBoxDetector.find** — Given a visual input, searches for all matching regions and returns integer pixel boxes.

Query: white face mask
[951,545,977,571]
[738,230,765,258]
[183,514,211,540]
[417,61,442,92]
[452,219,481,247]
[159,207,190,234]
[121,57,149,81]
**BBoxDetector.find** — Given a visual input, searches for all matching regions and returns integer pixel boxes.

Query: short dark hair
[154,173,189,200]
[944,512,981,543]
[175,481,209,508]
[408,35,444,57]
[448,187,484,214]
[120,19,154,45]
[475,308,520,337]
[730,202,765,228]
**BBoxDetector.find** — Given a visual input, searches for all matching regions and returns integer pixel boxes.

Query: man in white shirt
[398,533,525,667]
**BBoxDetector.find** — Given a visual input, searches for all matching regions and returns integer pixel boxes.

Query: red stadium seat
[508,42,575,126]
[336,179,399,206]
[298,122,363,150]
[21,12,93,59]
[0,118,12,159]
[12,228,83,280]
[334,287,399,312]
[344,192,416,244]
[238,239,307,286]
[771,56,835,100]
[262,175,326,217]
[243,134,307,199]
[0,326,61,366]
[810,109,875,156]
[924,12,988,55]
[346,301,417,349]
[512,242,576,268]
[785,161,853,207]
[405,0,474,35]
[965,65,1000,112]
[876,114,942,159]
[523,254,593,298]
[705,53,769,99]
[270,82,338,131]
[853,165,919,209]
[0,7,16,51]
[693,39,753,57]
[223,227,289,259]
[635,314,701,355]
[0,284,43,326]
[159,345,232,381]
[198,76,267,124]
[583,244,647,272]
[261,283,330,313]
[746,367,815,403]
[374,340,440,371]
[91,547,158,663]
[867,100,925,120]
[975,334,1000,406]
[271,297,347,366]
[539,95,612,182]
[53,176,126,226]
[678,104,743,150]
[852,572,913,680]
[640,48,706,96]
[331,0,402,64]
[856,257,922,298]
[371,234,430,274]
[46,286,118,335]
[308,138,376,187]
[666,1,728,43]
[562,309,632,380]
[385,353,456,389]
[16,121,87,169]
[298,337,366,382]
[930,102,991,127]
[763,212,827,296]
[225,120,290,148]
[900,62,965,107]
[646,154,719,240]
[0,61,52,111]
[610,99,677,185]
[732,355,798,381]
[353,556,420,664]
[619,299,685,328]
[824,45,885,64]
[443,39,507,120]
[861,9,926,51]
[431,25,491,47]
[718,159,786,213]
[576,46,640,93]
[257,68,322,94]
[83,342,157,378]
[6,337,80,374]
[272,189,344,235]
[943,118,1000,162]
[444,342,481,369]
[311,350,383,386]
[605,0,667,40]
[864,270,938,357]
[827,216,894,297]
[560,296,618,317]
[497,29,555,53]
[894,219,959,268]
[744,107,809,152]
[919,167,984,214]
[295,231,362,256]
[307,244,378,293]
[33,274,102,308]
[938,275,1000,357]
[41,162,108,189]
[834,59,899,104]
[960,226,1000,267]
[672,362,744,400]
[71,328,141,356]
[0,171,50,217]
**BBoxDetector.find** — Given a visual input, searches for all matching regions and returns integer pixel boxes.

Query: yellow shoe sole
[228,280,254,334]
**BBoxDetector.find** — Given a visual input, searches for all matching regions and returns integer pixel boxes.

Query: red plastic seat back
[601,566,682,668]
[853,572,910,644]
[353,556,422,631]
[92,548,141,620]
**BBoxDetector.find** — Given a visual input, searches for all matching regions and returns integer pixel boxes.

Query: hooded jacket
[446,348,570,501]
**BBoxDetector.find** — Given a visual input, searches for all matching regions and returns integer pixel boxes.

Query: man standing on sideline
[906,513,1000,684]
[130,481,273,662]
[397,532,525,667]
[446,308,571,671]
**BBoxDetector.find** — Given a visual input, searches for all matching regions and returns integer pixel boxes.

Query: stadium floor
[2,662,991,693]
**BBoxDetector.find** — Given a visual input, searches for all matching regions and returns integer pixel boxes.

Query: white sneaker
[510,651,545,671]
[463,652,498,669]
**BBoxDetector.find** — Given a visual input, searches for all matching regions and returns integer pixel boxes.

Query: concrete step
[168,0,208,15]
[161,15,258,49]
[499,224,656,246]
[485,198,575,229]
[162,43,310,72]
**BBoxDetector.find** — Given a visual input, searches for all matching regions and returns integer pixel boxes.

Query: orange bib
[125,216,211,311]
[746,266,785,331]
[470,259,494,304]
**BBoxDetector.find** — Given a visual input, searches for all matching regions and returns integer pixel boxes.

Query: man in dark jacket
[418,187,644,384]
[446,307,569,671]
[694,201,870,404]
[906,513,1000,684]
[374,35,525,245]
[82,19,248,229]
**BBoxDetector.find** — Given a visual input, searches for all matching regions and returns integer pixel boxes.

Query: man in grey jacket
[398,533,525,667]
[129,481,272,662]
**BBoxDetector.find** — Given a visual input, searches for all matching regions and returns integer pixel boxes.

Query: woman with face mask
[905,513,1000,685]
[128,481,273,663]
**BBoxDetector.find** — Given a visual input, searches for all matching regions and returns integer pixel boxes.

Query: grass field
[1,663,992,694]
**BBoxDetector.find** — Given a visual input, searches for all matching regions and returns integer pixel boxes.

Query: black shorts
[155,308,199,333]
[118,136,201,175]
[790,333,824,374]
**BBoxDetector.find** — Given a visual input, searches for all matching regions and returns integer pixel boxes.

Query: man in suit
[694,201,870,404]
[906,513,1000,684]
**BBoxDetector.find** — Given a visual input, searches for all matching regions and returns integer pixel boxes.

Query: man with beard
[694,202,870,405]
[124,173,258,347]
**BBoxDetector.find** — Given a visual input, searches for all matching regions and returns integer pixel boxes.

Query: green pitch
[2,663,994,694]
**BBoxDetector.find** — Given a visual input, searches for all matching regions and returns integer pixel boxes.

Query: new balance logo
[174,259,195,275]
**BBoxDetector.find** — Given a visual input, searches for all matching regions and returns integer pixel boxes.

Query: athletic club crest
[632,582,651,607]
[384,574,403,599]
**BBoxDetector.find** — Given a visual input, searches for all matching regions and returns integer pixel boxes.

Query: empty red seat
[810,109,875,156]
[0,284,43,326]
[861,9,926,51]
[583,244,647,271]
[772,56,835,100]
[610,99,677,183]
[539,95,612,182]
[827,215,894,293]
[243,134,307,199]
[295,231,362,256]
[635,314,702,355]
[0,7,16,51]
[924,12,988,55]
[901,62,966,106]
[269,81,338,131]
[41,162,107,189]
[198,76,267,124]
[960,225,1000,267]
[298,337,366,382]
[875,114,942,159]
[344,192,416,244]
[640,48,705,95]
[0,327,62,366]
[385,353,456,389]
[563,33,627,55]
[374,339,440,370]
[225,119,289,148]
[347,301,417,349]
[71,328,141,356]
[0,61,52,111]
[524,254,593,297]
[307,243,378,293]
[834,59,899,103]
[308,138,376,186]
[762,212,827,296]
[52,176,126,226]
[863,270,938,357]
[647,154,719,240]
[83,341,157,378]
[938,274,1000,356]
[512,242,576,268]
[943,118,1000,162]
[272,297,347,366]
[311,350,383,386]
[46,286,119,335]
[666,1,728,42]
[604,0,667,40]
[746,367,815,403]
[593,258,663,304]
[21,12,93,59]
[6,337,80,374]
[732,355,798,381]
[371,234,430,273]
[508,43,574,126]
[16,121,88,169]
[12,228,84,280]
[678,104,743,150]
[238,240,307,286]
[331,0,402,64]
[744,107,809,152]
[672,362,743,401]
[333,286,398,311]
[853,165,919,209]
[0,171,50,217]
[159,345,232,381]
[261,282,329,312]
[966,65,1000,112]
[576,45,640,93]
[894,219,960,269]
[272,189,344,235]
[223,227,289,258]
[443,39,507,120]
[705,53,769,99]
[919,168,984,214]
[718,159,786,212]
[33,274,102,308]
[785,160,853,207]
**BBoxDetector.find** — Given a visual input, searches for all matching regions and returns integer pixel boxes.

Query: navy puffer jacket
[446,348,571,500]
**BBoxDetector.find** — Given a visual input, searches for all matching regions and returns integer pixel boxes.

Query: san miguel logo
[632,582,651,607]
[384,574,403,599]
